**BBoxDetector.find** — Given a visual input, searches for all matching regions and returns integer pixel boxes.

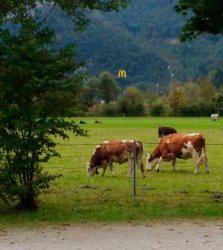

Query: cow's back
[160,133,205,158]
[97,140,142,164]
[104,140,139,163]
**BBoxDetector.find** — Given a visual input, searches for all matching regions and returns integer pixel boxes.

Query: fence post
[133,140,136,199]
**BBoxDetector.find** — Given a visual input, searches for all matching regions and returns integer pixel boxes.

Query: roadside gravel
[1,220,223,250]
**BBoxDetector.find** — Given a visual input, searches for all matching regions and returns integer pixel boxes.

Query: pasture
[0,117,223,225]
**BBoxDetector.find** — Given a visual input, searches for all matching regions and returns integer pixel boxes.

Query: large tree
[0,20,88,210]
[0,0,129,210]
[175,0,223,41]
[166,82,187,116]
[99,71,120,104]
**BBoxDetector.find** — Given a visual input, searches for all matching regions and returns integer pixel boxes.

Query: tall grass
[1,117,223,225]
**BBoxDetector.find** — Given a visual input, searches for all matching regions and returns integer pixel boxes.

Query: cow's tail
[136,140,143,156]
[200,136,207,164]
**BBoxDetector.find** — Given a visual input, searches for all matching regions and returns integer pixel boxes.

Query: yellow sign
[118,69,127,78]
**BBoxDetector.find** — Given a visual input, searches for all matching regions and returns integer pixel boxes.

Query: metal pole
[133,140,136,199]
[156,83,159,97]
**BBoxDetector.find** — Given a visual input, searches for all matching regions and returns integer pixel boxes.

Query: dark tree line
[78,74,222,117]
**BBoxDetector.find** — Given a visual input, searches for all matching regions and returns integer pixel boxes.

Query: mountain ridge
[53,0,223,91]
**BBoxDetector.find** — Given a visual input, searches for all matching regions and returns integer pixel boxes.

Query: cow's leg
[156,150,173,172]
[171,158,176,172]
[101,166,107,176]
[108,162,115,177]
[200,148,210,174]
[204,161,210,174]
[128,159,134,177]
[199,153,209,174]
[137,159,145,178]
[194,162,199,174]
[140,161,145,178]
[192,151,200,174]
[199,156,210,174]
[155,157,163,172]
[192,149,209,175]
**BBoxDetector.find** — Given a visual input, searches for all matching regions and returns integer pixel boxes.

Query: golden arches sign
[117,69,127,78]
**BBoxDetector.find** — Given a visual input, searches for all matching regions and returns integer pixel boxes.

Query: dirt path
[1,220,223,250]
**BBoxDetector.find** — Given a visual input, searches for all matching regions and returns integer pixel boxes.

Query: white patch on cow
[111,150,131,164]
[86,162,95,177]
[92,144,101,155]
[167,140,170,144]
[103,141,109,144]
[184,141,193,149]
[146,155,160,170]
[122,140,133,144]
[181,141,193,159]
[185,133,199,137]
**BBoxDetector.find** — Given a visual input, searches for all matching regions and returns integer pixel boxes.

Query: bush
[150,104,164,116]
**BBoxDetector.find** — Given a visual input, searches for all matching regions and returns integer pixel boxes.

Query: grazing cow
[146,133,209,174]
[87,140,145,177]
[95,120,103,124]
[158,126,177,138]
[80,120,87,124]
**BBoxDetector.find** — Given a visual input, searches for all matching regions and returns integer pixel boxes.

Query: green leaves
[0,12,88,210]
[0,0,128,210]
[0,0,130,28]
[175,0,223,41]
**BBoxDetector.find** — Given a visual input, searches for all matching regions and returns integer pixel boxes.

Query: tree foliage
[99,71,120,103]
[175,0,223,41]
[0,0,129,210]
[0,0,130,27]
[0,20,88,210]
[117,86,145,116]
[166,82,187,116]
[80,77,101,107]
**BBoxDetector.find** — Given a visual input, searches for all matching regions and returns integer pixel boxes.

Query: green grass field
[1,117,223,225]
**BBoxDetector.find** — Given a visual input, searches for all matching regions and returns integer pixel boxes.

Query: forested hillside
[52,0,223,92]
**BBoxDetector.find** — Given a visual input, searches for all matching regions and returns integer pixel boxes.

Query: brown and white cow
[146,133,209,174]
[87,140,145,177]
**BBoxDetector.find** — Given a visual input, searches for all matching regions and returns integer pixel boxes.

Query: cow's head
[146,153,159,171]
[86,162,99,177]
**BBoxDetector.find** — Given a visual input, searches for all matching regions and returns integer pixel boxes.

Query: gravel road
[1,220,223,250]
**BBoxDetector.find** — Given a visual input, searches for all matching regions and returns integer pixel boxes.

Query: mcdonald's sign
[118,69,127,78]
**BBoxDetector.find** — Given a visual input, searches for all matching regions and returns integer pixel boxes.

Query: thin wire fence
[56,141,223,146]
[50,140,223,162]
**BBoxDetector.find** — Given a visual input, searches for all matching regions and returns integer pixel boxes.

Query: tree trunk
[19,188,38,210]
